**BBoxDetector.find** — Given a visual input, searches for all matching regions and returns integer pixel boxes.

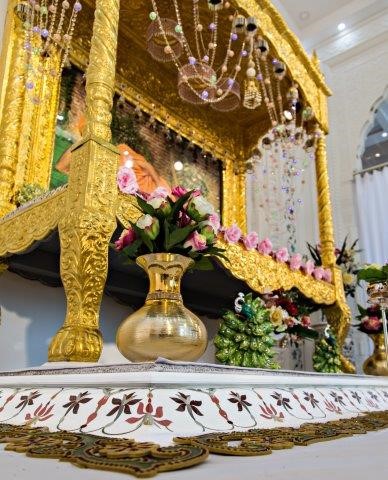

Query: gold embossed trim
[0,187,66,257]
[1,412,388,477]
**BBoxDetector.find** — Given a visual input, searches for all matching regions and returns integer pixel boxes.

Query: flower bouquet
[113,185,226,269]
[307,236,361,297]
[355,304,383,334]
[262,290,319,341]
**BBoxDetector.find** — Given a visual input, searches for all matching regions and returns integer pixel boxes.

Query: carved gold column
[222,158,247,233]
[315,128,355,373]
[0,12,26,217]
[48,0,120,362]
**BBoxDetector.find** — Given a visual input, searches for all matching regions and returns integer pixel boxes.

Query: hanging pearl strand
[192,1,205,61]
[254,51,277,127]
[60,2,82,73]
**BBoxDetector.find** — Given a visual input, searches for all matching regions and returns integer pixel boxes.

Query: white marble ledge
[0,360,387,388]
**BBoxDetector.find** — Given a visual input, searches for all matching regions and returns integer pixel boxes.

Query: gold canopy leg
[48,0,120,362]
[0,13,25,217]
[315,128,355,373]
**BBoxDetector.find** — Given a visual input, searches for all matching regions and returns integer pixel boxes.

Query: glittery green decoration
[313,329,342,373]
[215,293,280,369]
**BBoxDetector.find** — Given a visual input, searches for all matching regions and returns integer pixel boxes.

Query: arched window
[360,97,388,171]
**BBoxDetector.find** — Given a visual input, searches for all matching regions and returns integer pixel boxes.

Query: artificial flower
[313,267,325,280]
[114,228,137,251]
[362,316,381,332]
[187,195,214,221]
[243,231,259,250]
[171,185,188,198]
[183,231,208,252]
[342,272,355,285]
[136,214,160,240]
[117,166,139,194]
[178,210,191,228]
[223,224,242,244]
[304,260,315,275]
[323,268,332,283]
[275,247,289,263]
[147,195,172,216]
[200,224,216,244]
[269,306,287,327]
[285,317,296,328]
[289,253,302,271]
[301,316,312,327]
[207,212,221,233]
[149,187,169,199]
[257,238,273,255]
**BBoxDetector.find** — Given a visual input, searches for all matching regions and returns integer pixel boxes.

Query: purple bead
[256,73,263,81]
[26,81,34,90]
[24,42,32,51]
[188,56,196,65]
[202,55,209,62]
[209,22,216,31]
[41,29,49,38]
[241,50,248,57]
[201,90,209,100]
[272,58,279,64]
[74,2,82,12]
[32,26,40,34]
[231,32,238,41]
[227,78,234,88]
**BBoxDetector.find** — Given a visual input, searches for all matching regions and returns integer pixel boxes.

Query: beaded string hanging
[20,0,82,103]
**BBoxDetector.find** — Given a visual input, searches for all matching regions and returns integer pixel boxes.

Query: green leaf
[136,195,157,216]
[169,191,194,220]
[165,225,196,250]
[192,256,214,270]
[121,238,142,258]
[130,221,154,253]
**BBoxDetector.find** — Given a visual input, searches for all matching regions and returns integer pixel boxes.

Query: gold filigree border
[1,411,388,477]
[0,188,66,257]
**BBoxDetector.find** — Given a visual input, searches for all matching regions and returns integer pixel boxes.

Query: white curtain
[355,166,388,264]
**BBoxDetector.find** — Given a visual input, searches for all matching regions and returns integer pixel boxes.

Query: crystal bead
[149,11,157,21]
[74,2,82,12]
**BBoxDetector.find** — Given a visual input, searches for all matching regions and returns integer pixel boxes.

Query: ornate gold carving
[216,239,336,305]
[48,139,119,362]
[222,159,247,231]
[0,15,26,217]
[0,423,209,478]
[84,0,120,142]
[0,187,67,257]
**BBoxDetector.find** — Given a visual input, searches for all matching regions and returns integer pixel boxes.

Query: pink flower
[117,166,139,194]
[192,189,202,197]
[114,228,137,251]
[313,266,325,280]
[286,318,296,328]
[289,253,302,271]
[171,186,188,198]
[183,231,208,252]
[207,212,221,233]
[243,231,259,250]
[223,224,242,244]
[323,268,332,283]
[275,247,289,263]
[363,316,381,332]
[301,316,311,327]
[178,210,191,227]
[304,260,315,276]
[149,187,168,200]
[257,238,273,255]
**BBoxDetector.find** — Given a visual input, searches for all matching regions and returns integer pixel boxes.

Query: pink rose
[243,231,259,250]
[192,189,202,197]
[286,318,296,328]
[323,268,332,283]
[363,316,381,332]
[171,186,188,198]
[183,231,208,252]
[289,253,302,271]
[117,166,139,194]
[301,316,311,327]
[149,187,168,200]
[276,247,289,263]
[207,212,221,233]
[313,266,325,280]
[223,224,242,244]
[114,228,137,251]
[304,260,315,276]
[257,238,273,255]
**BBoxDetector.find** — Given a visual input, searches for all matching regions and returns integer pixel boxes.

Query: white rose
[193,196,214,217]
[136,214,153,229]
[147,197,165,209]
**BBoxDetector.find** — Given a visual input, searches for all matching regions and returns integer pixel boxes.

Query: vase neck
[372,334,387,352]
[136,253,193,302]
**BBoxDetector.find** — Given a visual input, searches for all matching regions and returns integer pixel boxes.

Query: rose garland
[116,166,333,282]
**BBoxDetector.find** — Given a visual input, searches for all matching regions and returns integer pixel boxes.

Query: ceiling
[278,0,353,29]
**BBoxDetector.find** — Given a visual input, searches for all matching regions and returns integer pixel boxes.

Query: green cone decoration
[214,293,280,369]
[313,328,342,373]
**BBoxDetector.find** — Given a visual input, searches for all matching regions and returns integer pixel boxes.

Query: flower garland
[116,166,333,283]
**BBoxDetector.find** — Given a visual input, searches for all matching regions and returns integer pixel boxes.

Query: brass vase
[363,334,388,376]
[116,253,208,362]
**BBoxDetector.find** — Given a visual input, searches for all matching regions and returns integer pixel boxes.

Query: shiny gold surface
[116,253,208,362]
[363,334,388,376]
[48,0,121,363]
